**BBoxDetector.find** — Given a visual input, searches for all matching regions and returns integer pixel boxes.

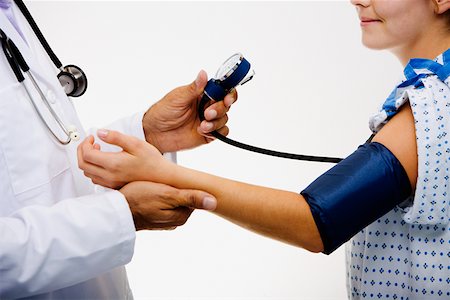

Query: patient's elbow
[303,236,324,253]
[289,232,324,253]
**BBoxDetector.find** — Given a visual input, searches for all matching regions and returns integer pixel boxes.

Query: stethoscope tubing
[13,0,62,68]
[26,71,71,144]
[1,1,80,145]
[22,80,71,145]
[1,31,72,144]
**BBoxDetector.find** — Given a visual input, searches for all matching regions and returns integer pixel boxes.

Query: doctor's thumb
[179,189,217,211]
[192,70,208,93]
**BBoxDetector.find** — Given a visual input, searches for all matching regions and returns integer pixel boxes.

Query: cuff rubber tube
[301,142,412,254]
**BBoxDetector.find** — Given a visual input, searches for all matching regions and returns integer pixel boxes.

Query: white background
[28,1,402,299]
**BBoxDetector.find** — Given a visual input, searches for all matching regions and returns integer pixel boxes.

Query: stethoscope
[1,0,86,145]
[198,53,345,163]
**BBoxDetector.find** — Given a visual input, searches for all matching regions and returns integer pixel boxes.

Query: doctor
[0,0,235,299]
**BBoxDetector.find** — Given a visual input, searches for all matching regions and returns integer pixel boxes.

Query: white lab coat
[0,4,148,299]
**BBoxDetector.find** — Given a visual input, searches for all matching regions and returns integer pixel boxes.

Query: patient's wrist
[149,159,177,186]
[162,162,186,187]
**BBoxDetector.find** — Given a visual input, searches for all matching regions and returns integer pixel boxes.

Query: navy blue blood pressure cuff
[301,142,412,255]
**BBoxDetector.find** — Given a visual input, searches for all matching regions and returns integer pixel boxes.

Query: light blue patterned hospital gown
[347,49,450,299]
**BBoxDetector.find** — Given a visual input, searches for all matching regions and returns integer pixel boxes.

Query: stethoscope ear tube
[6,38,30,72]
[198,93,344,163]
[14,0,62,68]
[2,38,24,82]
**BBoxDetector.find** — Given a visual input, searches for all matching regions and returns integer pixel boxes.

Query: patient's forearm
[165,165,324,252]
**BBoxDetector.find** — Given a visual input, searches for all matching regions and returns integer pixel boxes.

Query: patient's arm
[77,105,417,253]
[168,166,324,252]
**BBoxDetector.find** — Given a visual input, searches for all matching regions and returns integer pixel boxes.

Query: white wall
[28,1,402,299]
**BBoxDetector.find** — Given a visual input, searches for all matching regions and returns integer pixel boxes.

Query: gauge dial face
[215,53,243,80]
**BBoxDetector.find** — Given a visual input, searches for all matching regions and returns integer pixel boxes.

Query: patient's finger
[97,129,143,154]
[81,142,124,169]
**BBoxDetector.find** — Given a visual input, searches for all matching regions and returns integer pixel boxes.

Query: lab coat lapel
[0,10,33,66]
[0,5,57,88]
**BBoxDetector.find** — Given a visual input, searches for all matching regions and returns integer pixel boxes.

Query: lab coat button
[47,90,57,104]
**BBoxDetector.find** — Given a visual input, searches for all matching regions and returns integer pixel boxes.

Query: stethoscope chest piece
[57,64,88,97]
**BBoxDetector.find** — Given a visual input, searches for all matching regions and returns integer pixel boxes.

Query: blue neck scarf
[381,48,450,119]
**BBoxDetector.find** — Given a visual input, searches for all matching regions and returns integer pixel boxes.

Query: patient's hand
[77,130,173,189]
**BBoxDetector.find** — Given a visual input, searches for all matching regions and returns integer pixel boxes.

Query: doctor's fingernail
[206,109,217,119]
[97,129,109,138]
[195,70,204,88]
[225,96,235,107]
[202,122,213,131]
[202,197,217,211]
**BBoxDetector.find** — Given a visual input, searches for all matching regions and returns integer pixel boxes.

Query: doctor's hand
[120,181,217,231]
[142,70,237,153]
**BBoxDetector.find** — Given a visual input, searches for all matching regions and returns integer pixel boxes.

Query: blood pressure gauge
[203,53,255,103]
[216,53,255,83]
[198,53,343,163]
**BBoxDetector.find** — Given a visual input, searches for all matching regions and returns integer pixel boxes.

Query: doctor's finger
[203,100,230,121]
[195,127,215,142]
[196,125,229,142]
[224,89,238,108]
[215,125,230,137]
[164,207,194,227]
[199,115,229,134]
[176,189,217,211]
